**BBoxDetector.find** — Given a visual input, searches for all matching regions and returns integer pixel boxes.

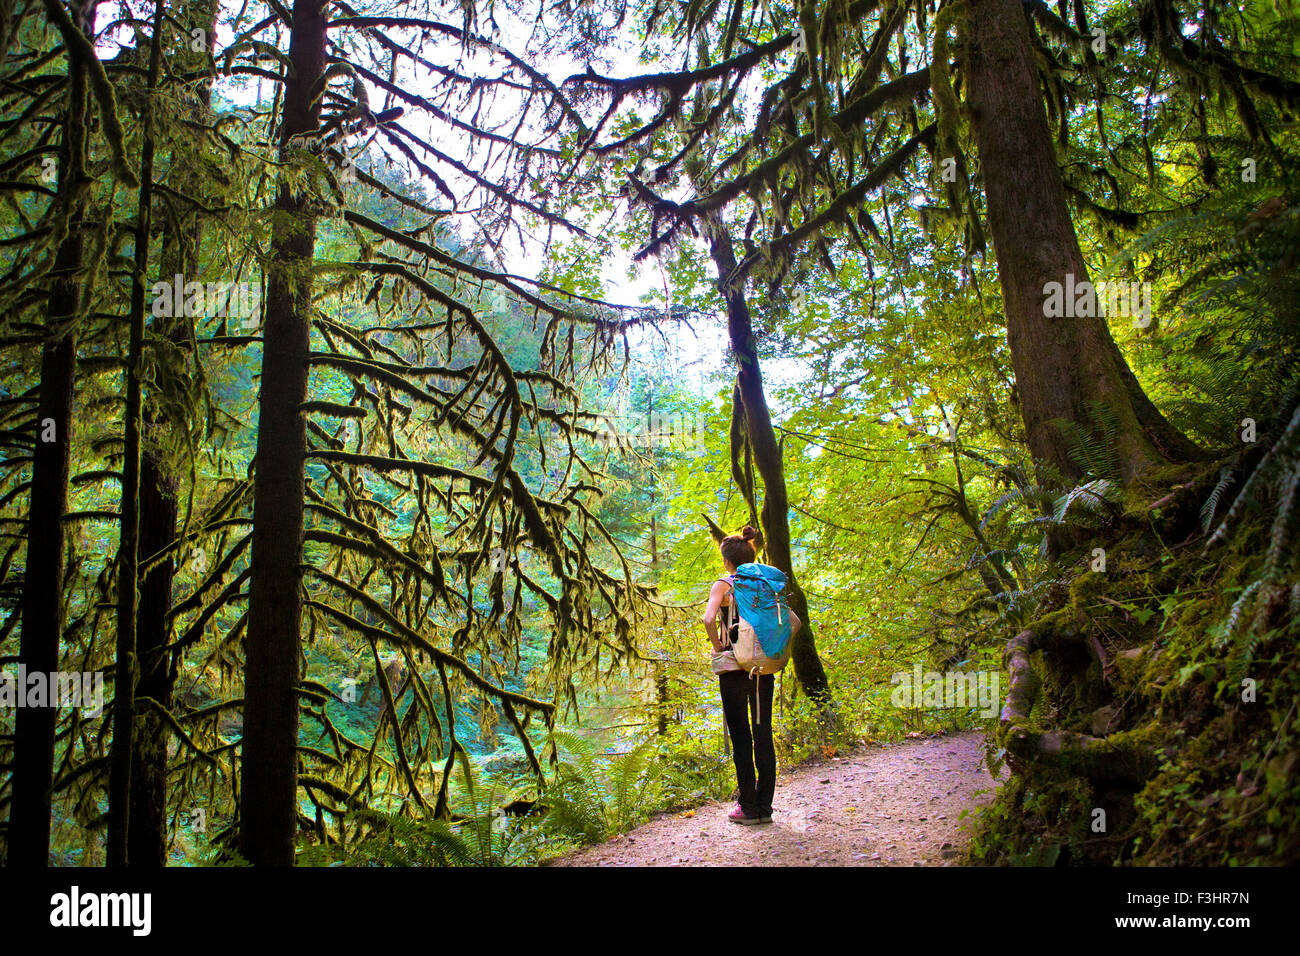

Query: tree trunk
[238,0,327,867]
[127,448,177,866]
[107,0,166,867]
[703,216,832,705]
[654,660,669,736]
[963,0,1200,484]
[7,12,92,868]
[9,340,77,868]
[127,0,219,871]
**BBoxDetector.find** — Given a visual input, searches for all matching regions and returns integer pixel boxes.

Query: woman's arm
[701,579,730,653]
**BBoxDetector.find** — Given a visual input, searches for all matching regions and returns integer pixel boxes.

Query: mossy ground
[970,460,1300,865]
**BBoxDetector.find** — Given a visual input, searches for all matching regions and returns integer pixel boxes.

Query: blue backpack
[723,563,796,676]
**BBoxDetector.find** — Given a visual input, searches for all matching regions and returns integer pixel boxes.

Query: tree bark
[654,659,670,735]
[9,342,77,868]
[7,8,92,868]
[238,0,327,867]
[128,448,178,866]
[127,0,219,871]
[703,216,832,705]
[963,0,1200,484]
[107,0,166,868]
[675,48,832,706]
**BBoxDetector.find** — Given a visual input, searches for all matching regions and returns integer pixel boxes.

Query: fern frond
[1264,463,1300,581]
[608,738,660,832]
[1053,402,1122,481]
[1052,478,1120,525]
[1217,580,1264,649]
[1200,466,1235,533]
[539,732,663,845]
[1208,399,1300,549]
[980,485,1058,530]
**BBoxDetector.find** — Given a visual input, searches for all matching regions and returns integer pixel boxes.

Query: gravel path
[546,730,1003,867]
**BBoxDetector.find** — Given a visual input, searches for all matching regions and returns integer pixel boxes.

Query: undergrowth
[970,436,1299,865]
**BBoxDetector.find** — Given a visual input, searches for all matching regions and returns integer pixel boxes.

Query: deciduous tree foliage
[568,0,1294,484]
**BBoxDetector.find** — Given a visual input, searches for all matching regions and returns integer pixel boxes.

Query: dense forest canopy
[0,0,1295,870]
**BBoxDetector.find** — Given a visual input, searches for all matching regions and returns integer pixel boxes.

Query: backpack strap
[715,576,735,646]
[715,576,735,610]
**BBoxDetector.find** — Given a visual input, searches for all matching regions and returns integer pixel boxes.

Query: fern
[1216,580,1264,650]
[1051,478,1120,526]
[1200,466,1235,533]
[1206,395,1300,680]
[1227,614,1278,686]
[1128,191,1300,445]
[1201,395,1300,574]
[606,739,659,832]
[540,731,663,847]
[1053,401,1122,481]
[300,755,539,866]
[970,576,1065,617]
[980,485,1058,531]
[1208,399,1300,563]
[1265,463,1300,583]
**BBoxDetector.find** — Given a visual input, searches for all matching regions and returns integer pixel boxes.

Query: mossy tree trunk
[702,217,832,706]
[675,46,834,708]
[7,6,92,868]
[127,0,219,870]
[963,0,1201,484]
[128,446,179,866]
[107,0,167,868]
[238,0,327,867]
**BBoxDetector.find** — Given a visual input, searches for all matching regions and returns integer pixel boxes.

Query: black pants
[719,670,776,817]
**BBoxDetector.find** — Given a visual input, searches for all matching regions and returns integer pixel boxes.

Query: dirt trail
[547,730,1003,867]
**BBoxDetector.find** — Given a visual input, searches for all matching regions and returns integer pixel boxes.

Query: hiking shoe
[728,806,765,825]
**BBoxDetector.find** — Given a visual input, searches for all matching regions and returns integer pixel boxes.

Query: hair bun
[741,525,758,541]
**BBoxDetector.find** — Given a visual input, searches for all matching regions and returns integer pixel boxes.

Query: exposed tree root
[999,629,1160,785]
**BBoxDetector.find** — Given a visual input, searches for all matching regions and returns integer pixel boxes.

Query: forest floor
[546,729,1004,867]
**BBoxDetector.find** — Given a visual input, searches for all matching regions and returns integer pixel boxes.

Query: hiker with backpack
[701,526,801,825]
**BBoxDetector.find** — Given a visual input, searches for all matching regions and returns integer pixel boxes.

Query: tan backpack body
[731,613,791,676]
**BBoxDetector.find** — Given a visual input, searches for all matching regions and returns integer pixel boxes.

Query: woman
[701,525,776,825]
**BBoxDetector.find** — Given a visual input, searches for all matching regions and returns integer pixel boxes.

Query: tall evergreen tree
[9,0,135,867]
[237,0,329,867]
